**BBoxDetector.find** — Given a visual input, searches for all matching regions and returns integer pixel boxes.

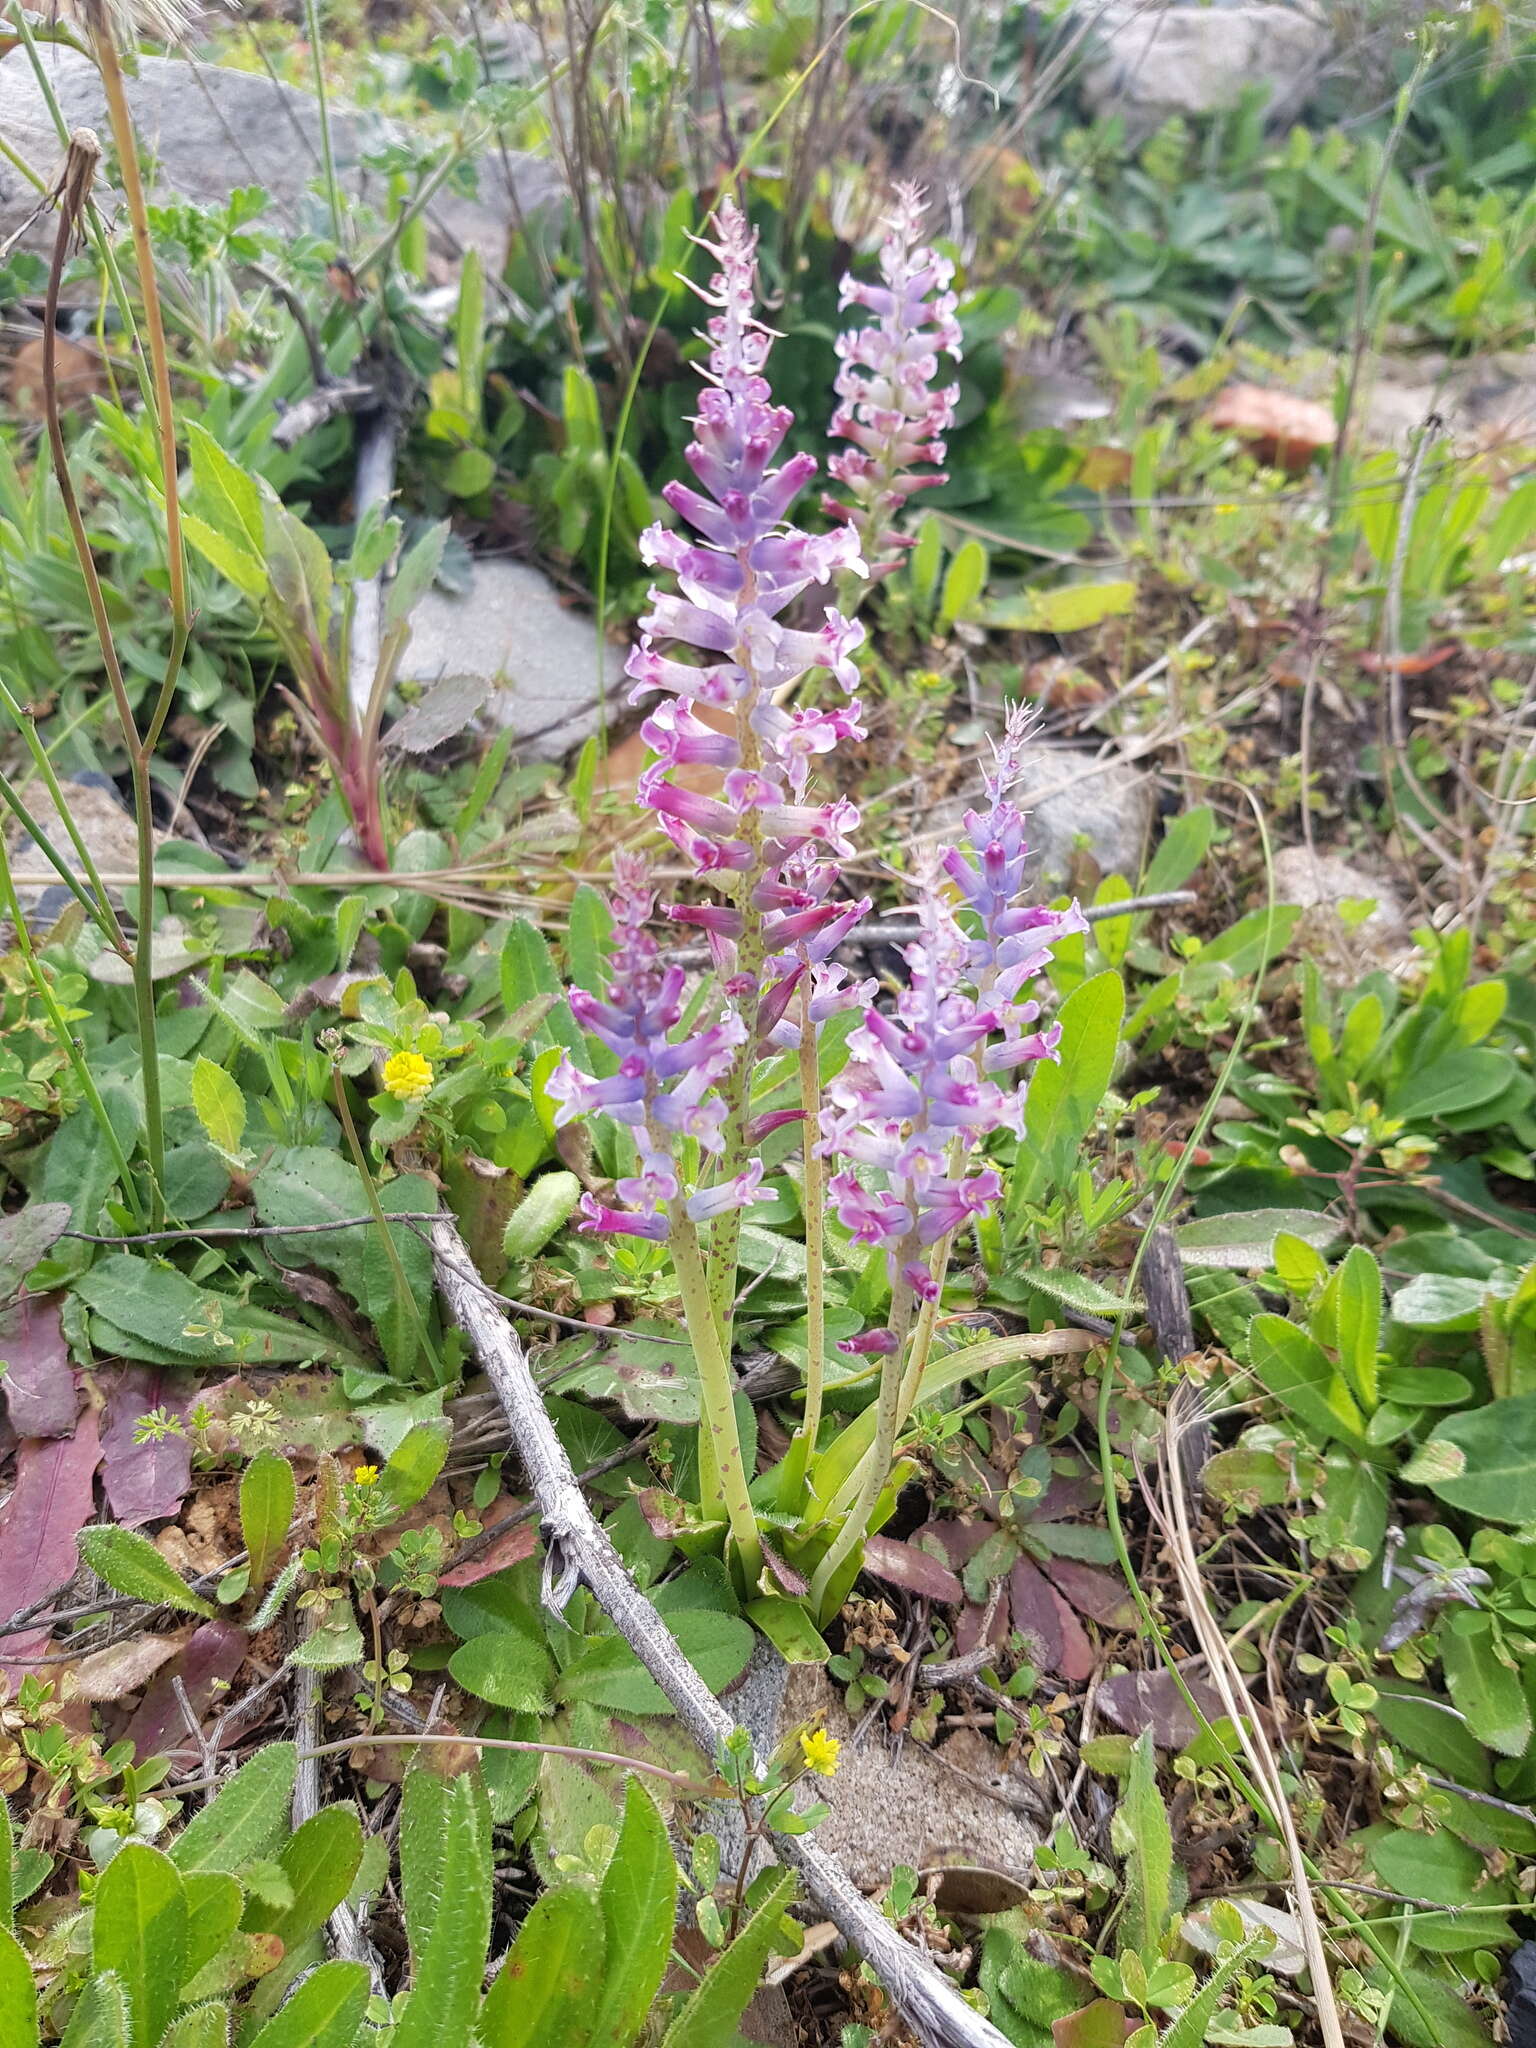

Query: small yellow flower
[799,1728,841,1779]
[352,1464,379,1487]
[382,1050,434,1102]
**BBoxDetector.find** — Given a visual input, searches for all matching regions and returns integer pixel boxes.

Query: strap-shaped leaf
[390,1772,492,2048]
[0,1925,37,2048]
[171,1746,298,1874]
[245,1961,370,2048]
[92,1843,187,2048]
[660,1869,796,2048]
[477,1881,605,2047]
[182,1871,245,1991]
[587,1780,678,2048]
[163,2003,233,2048]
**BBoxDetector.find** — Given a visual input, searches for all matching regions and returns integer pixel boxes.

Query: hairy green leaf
[1116,1733,1172,1963]
[391,1772,492,2048]
[170,1745,298,1875]
[92,1843,187,2048]
[58,1973,131,2048]
[588,1780,677,2048]
[661,1869,796,2048]
[244,1961,369,2048]
[0,1926,37,2048]
[240,1453,295,1590]
[478,1882,605,2047]
[77,1525,214,1618]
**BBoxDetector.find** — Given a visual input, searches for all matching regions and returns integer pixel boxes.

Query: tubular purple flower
[827,182,963,572]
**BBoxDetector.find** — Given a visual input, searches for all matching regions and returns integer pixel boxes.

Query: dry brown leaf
[65,1633,183,1703]
[1206,383,1336,471]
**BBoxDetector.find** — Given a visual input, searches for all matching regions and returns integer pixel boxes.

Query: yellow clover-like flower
[382,1050,434,1102]
[352,1464,379,1487]
[799,1728,841,1779]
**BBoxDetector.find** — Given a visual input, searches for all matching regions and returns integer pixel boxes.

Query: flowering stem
[778,978,827,1510]
[809,1249,920,1620]
[670,1212,761,1583]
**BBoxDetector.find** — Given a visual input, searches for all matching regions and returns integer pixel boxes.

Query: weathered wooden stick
[430,1215,1013,2048]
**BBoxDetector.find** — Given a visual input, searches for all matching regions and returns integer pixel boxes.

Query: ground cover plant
[0,0,1533,2044]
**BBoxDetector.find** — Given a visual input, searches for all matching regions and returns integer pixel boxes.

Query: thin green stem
[0,837,145,1228]
[810,1251,919,1619]
[301,0,346,249]
[670,1213,760,1582]
[0,753,124,947]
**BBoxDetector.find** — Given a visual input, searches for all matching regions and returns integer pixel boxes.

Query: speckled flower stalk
[828,183,963,580]
[627,194,870,1335]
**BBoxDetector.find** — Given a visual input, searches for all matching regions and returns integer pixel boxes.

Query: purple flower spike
[627,194,871,966]
[828,182,963,574]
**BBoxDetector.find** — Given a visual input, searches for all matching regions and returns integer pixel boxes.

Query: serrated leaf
[661,1868,796,2048]
[240,1452,295,1592]
[478,1881,605,2047]
[77,1525,214,1618]
[170,1744,297,1874]
[588,1781,677,2048]
[1116,1731,1172,1963]
[92,1844,187,2048]
[390,1773,492,2048]
[191,1057,246,1162]
[245,1961,369,2048]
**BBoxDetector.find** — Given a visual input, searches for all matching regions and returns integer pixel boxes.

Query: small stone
[717,1646,1038,1891]
[1270,845,1416,980]
[1080,1,1331,138]
[399,559,622,760]
[924,743,1155,894]
[0,46,558,277]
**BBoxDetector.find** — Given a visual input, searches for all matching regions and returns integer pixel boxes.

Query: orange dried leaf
[1206,383,1336,471]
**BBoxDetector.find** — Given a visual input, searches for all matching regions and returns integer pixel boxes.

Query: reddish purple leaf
[0,1405,102,1673]
[100,1367,197,1527]
[910,1519,995,1569]
[0,1295,76,1438]
[863,1534,963,1605]
[1008,1557,1064,1672]
[1041,1556,1136,1629]
[1032,1473,1101,1522]
[438,1520,538,1588]
[955,1585,1010,1659]
[1011,1558,1096,1682]
[1095,1666,1226,1749]
[124,1618,249,1762]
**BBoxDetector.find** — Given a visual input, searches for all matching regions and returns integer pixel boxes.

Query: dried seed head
[75,0,200,52]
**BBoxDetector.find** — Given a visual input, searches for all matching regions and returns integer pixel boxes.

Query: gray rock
[0,44,558,273]
[920,743,1156,894]
[1360,349,1536,450]
[398,557,622,760]
[718,1644,1039,1893]
[7,773,158,922]
[1270,845,1416,980]
[1079,0,1331,136]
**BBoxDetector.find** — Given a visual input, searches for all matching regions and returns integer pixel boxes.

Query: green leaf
[1361,1962,1495,2048]
[1386,1047,1516,1123]
[1332,1245,1381,1411]
[385,521,449,635]
[0,1796,14,1931]
[980,578,1135,633]
[162,2004,232,2048]
[0,1926,37,2048]
[381,1421,451,1511]
[77,1525,215,1618]
[390,1772,492,2048]
[1419,1392,1536,1523]
[192,1057,247,1162]
[182,1871,244,1989]
[1246,1314,1366,1450]
[502,1174,582,1263]
[244,1961,369,2048]
[588,1780,677,2048]
[59,1974,131,2048]
[1440,1615,1532,1758]
[71,1256,340,1367]
[1013,1266,1132,1319]
[565,885,613,1000]
[449,1628,555,1714]
[290,1606,365,1669]
[556,1610,753,1716]
[240,1452,295,1590]
[498,922,583,1058]
[1391,1272,1488,1332]
[1158,1938,1266,2048]
[1175,1208,1338,1271]
[1015,971,1124,1207]
[661,1869,796,2048]
[171,1745,297,1874]
[0,1202,72,1302]
[478,1882,605,2047]
[938,538,988,628]
[1141,806,1214,895]
[181,511,268,601]
[92,1843,187,2048]
[186,421,264,556]
[244,1806,363,1954]
[1116,1732,1172,1962]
